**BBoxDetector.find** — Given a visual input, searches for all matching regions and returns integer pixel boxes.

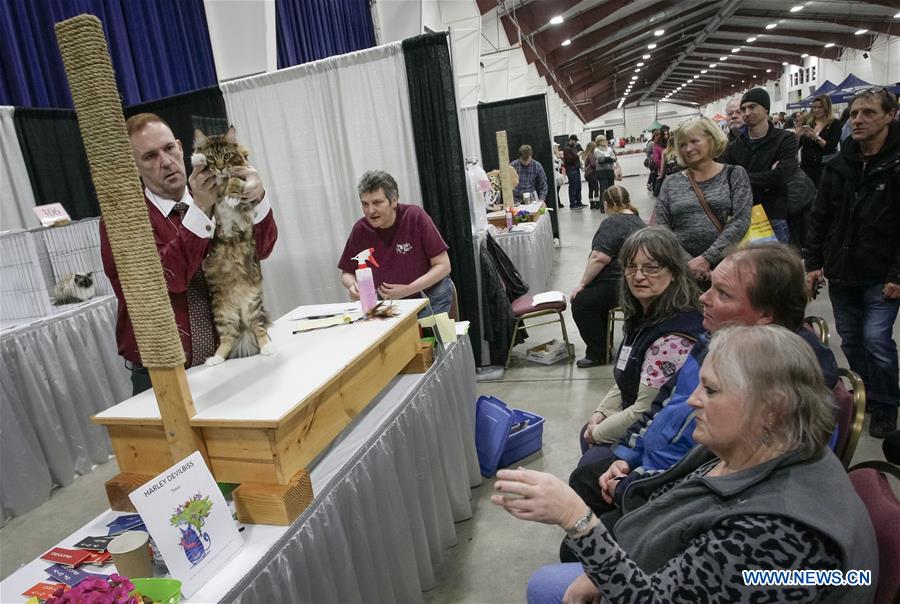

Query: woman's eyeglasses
[624,263,664,277]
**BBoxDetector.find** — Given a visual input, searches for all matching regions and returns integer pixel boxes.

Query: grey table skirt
[0,295,129,527]
[492,212,555,293]
[222,335,480,603]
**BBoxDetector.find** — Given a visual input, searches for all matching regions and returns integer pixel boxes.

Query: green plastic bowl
[130,578,182,604]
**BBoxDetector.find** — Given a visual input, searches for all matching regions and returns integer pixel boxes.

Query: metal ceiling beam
[638,0,746,104]
[567,54,674,96]
[695,46,805,66]
[528,0,643,54]
[557,21,709,82]
[498,0,584,53]
[733,9,898,37]
[546,0,689,67]
[717,25,875,51]
[704,37,842,60]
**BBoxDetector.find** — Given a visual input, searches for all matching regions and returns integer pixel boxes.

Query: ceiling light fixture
[824,42,835,48]
[894,12,900,18]
[801,53,809,58]
[719,56,728,61]
[747,37,757,42]
[701,69,708,74]
[637,62,645,67]
[709,63,717,68]
[549,15,564,25]
[766,23,777,30]
[642,54,651,60]
[790,5,803,12]
[635,68,641,72]
[562,39,571,46]
[654,29,665,36]
[854,29,867,35]
[731,48,741,53]
[632,76,639,80]
[647,43,657,49]
[694,75,700,79]
[766,69,772,72]
[782,61,788,65]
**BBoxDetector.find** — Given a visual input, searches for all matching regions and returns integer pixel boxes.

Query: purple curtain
[1,0,217,108]
[276,0,375,69]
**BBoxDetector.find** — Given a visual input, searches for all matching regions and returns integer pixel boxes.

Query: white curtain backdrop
[458,105,481,165]
[220,43,421,317]
[0,107,39,232]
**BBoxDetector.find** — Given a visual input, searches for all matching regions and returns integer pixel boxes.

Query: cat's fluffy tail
[230,329,260,358]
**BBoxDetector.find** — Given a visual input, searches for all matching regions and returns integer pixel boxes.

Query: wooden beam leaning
[495,130,514,208]
[55,16,208,468]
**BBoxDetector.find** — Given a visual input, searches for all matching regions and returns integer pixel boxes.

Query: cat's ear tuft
[225,126,237,144]
[194,129,208,147]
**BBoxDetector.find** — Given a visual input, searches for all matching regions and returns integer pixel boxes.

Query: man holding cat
[100,113,278,395]
[338,171,453,315]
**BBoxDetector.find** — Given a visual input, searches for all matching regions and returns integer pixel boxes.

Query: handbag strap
[686,170,724,233]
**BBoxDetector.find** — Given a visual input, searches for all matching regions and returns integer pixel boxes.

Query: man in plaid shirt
[510,144,548,203]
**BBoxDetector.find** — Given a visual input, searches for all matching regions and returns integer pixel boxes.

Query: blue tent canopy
[829,74,900,103]
[786,80,838,109]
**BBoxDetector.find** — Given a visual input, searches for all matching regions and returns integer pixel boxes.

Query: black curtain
[402,32,481,365]
[477,95,560,240]
[13,108,99,219]
[124,85,229,177]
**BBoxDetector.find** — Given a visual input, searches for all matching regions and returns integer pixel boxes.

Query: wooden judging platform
[93,299,426,524]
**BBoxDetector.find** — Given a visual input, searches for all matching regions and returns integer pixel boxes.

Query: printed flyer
[129,452,242,597]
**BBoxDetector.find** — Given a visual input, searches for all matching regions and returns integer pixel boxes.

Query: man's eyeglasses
[624,263,665,277]
[851,86,897,104]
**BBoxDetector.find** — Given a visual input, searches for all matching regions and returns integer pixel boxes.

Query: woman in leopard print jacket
[493,325,879,603]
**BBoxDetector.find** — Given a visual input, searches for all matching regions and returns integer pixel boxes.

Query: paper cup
[107,531,153,580]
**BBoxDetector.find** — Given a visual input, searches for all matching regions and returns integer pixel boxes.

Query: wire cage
[0,230,54,326]
[0,218,111,328]
[36,217,112,302]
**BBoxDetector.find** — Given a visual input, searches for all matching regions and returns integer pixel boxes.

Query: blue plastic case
[475,396,545,477]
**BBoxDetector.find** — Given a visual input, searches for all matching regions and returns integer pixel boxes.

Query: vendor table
[0,335,480,603]
[0,295,129,527]
[491,211,554,293]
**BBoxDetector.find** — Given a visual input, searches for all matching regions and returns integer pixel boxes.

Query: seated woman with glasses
[578,227,703,461]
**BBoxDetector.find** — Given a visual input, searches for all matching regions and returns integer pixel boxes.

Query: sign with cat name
[32,203,71,227]
[129,451,242,598]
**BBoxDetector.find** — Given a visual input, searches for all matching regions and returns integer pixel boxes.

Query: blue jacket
[612,328,839,504]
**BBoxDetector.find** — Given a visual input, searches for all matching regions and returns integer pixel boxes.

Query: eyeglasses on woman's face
[624,263,665,277]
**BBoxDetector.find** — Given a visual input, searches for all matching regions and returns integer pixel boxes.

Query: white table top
[93,299,426,428]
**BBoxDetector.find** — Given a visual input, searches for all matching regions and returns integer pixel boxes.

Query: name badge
[616,345,632,371]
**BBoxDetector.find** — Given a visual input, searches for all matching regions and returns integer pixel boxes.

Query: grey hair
[618,226,701,322]
[357,170,399,201]
[706,325,835,457]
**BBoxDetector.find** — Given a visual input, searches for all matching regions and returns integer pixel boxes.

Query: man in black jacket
[721,88,798,243]
[805,87,900,439]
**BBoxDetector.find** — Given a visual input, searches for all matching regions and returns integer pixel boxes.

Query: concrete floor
[1,176,896,603]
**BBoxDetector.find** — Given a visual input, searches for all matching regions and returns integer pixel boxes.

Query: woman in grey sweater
[655,117,752,282]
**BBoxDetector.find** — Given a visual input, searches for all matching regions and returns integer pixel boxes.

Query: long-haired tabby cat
[191,126,272,366]
[52,271,95,305]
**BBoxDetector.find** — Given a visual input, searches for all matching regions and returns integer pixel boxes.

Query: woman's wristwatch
[564,508,595,538]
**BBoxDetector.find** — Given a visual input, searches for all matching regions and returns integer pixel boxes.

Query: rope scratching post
[55,15,208,479]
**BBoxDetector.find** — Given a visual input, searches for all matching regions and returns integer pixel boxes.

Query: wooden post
[495,130,515,208]
[148,367,209,462]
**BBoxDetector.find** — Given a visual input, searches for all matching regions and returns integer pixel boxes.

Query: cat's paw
[260,342,275,356]
[191,153,208,168]
[224,196,240,208]
[204,354,225,366]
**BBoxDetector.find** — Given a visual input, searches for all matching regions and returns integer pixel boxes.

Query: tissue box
[526,339,570,365]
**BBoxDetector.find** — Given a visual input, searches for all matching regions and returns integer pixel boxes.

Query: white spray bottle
[352,248,380,314]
